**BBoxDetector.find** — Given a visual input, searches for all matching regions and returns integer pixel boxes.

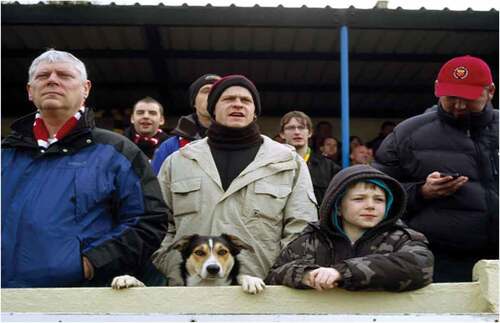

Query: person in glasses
[279,111,341,204]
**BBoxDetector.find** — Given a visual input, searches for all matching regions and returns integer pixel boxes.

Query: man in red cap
[373,55,498,282]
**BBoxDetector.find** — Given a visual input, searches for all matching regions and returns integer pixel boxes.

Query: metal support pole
[340,25,350,168]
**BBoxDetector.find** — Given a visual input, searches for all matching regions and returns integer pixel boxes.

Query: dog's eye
[194,250,206,256]
[217,249,228,256]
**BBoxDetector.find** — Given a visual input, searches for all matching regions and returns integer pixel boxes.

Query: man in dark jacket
[279,111,341,204]
[1,49,168,287]
[151,73,220,174]
[124,96,169,160]
[266,165,434,291]
[373,55,498,282]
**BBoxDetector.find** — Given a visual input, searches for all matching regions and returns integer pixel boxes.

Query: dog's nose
[206,264,220,275]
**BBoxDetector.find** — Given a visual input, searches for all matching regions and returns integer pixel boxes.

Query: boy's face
[340,182,386,236]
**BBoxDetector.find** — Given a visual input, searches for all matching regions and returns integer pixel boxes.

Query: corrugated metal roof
[2,2,498,119]
[6,0,500,11]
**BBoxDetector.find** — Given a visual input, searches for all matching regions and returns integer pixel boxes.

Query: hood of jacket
[170,113,206,140]
[318,164,407,235]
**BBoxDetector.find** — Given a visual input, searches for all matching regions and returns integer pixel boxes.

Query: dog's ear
[166,234,199,253]
[221,234,255,254]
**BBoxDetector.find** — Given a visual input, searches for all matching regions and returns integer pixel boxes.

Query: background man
[366,121,396,155]
[350,144,371,165]
[279,110,340,204]
[319,136,340,163]
[124,96,169,160]
[1,49,168,287]
[311,120,333,152]
[373,55,498,282]
[152,75,318,287]
[151,74,220,174]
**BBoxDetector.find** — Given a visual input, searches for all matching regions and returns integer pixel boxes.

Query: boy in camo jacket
[266,164,434,292]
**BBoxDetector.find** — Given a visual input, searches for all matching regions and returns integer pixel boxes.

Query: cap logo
[453,66,468,80]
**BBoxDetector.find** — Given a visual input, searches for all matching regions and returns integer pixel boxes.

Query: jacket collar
[170,113,206,140]
[180,136,298,198]
[437,102,495,130]
[3,108,95,153]
[183,136,294,165]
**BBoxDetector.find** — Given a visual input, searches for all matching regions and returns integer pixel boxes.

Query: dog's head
[167,234,254,281]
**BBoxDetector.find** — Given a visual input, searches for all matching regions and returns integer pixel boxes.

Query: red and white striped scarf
[33,108,84,149]
[133,129,164,146]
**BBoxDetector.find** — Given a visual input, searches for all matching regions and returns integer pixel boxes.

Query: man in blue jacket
[1,49,168,287]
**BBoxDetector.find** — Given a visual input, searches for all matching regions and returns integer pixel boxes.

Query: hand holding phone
[421,171,468,199]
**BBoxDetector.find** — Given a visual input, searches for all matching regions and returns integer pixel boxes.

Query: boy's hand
[302,267,341,291]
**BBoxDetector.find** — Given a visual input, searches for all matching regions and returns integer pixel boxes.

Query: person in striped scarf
[124,96,169,160]
[2,49,168,287]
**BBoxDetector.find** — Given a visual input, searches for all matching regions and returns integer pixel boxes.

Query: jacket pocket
[255,180,292,199]
[247,180,292,241]
[253,180,292,216]
[73,168,114,222]
[171,177,202,217]
[17,236,83,287]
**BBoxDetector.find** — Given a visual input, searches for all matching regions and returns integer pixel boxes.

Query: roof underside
[2,3,498,118]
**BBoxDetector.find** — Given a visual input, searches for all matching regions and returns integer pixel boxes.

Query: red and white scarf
[133,129,163,146]
[33,107,84,149]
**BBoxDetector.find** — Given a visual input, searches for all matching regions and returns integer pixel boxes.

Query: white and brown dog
[111,234,265,294]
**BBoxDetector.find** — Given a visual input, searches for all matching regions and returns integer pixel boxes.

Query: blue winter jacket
[1,109,168,287]
[151,113,207,175]
[151,136,180,174]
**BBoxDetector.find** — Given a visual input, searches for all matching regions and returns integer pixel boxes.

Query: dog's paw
[237,274,266,294]
[111,275,145,290]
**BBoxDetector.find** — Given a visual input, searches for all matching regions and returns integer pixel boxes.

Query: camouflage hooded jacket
[265,164,434,292]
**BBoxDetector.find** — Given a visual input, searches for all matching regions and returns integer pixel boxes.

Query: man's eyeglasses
[284,125,307,132]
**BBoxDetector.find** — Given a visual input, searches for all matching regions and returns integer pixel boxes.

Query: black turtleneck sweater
[207,121,263,191]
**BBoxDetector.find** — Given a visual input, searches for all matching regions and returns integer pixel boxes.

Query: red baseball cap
[434,55,493,100]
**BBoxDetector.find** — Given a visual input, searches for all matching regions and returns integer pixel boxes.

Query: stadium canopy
[2,2,498,118]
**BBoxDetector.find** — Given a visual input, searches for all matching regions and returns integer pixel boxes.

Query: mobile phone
[440,172,460,179]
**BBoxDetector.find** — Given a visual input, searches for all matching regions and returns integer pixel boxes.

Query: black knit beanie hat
[188,74,221,109]
[207,75,262,119]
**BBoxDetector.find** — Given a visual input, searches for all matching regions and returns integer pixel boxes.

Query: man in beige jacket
[152,75,318,291]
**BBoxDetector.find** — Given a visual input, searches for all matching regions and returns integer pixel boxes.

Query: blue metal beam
[340,25,350,168]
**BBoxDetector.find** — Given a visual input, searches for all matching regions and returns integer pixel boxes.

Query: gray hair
[28,49,87,84]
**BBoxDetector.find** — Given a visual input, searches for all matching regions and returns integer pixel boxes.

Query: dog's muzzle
[206,264,221,276]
